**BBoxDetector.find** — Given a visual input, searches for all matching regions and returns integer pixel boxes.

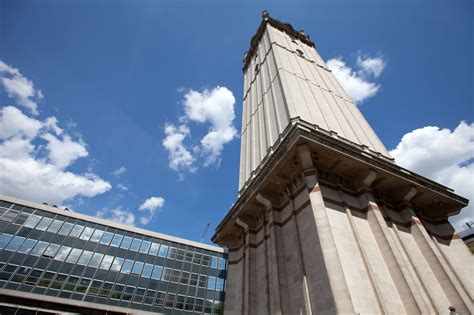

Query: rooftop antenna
[200,222,211,242]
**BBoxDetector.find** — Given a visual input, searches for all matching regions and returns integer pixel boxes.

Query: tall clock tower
[213,11,472,314]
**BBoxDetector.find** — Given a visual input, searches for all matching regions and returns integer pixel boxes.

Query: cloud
[117,184,128,191]
[97,208,135,226]
[183,86,237,166]
[0,60,42,115]
[356,56,386,78]
[112,166,127,177]
[326,54,385,103]
[0,61,111,205]
[162,123,195,173]
[138,196,165,225]
[390,121,474,231]
[163,86,237,176]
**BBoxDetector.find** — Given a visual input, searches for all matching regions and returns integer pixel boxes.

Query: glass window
[121,259,134,274]
[216,277,225,291]
[144,289,156,305]
[195,298,204,312]
[120,236,132,250]
[99,282,113,298]
[155,291,166,306]
[122,286,134,301]
[218,257,226,270]
[11,266,31,283]
[180,271,190,285]
[25,269,42,285]
[90,229,104,242]
[176,249,185,261]
[51,274,67,290]
[37,271,55,288]
[170,270,180,283]
[158,244,168,257]
[79,227,94,241]
[130,238,142,251]
[77,250,93,265]
[165,293,176,308]
[2,210,19,222]
[58,222,74,236]
[139,240,151,254]
[151,265,163,280]
[110,257,124,272]
[63,275,79,291]
[69,224,84,238]
[0,233,13,249]
[149,242,160,256]
[88,280,102,295]
[193,253,202,265]
[100,232,113,245]
[176,295,185,310]
[43,243,60,258]
[198,275,207,288]
[185,251,193,262]
[211,256,219,268]
[24,214,42,228]
[76,278,91,294]
[167,247,177,259]
[141,263,153,278]
[161,268,171,281]
[13,213,29,225]
[30,241,49,256]
[111,284,124,299]
[55,246,71,261]
[66,248,82,263]
[36,217,53,231]
[202,255,210,266]
[185,297,195,311]
[5,236,25,252]
[99,255,114,270]
[207,276,216,290]
[89,252,104,268]
[131,261,144,275]
[18,239,37,254]
[190,273,198,286]
[47,219,63,233]
[110,234,123,247]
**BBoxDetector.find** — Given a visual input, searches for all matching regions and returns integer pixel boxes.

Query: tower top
[243,10,314,72]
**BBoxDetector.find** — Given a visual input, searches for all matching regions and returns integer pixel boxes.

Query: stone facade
[213,12,473,315]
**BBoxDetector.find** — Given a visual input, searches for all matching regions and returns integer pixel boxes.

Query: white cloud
[390,121,474,231]
[97,208,135,226]
[183,86,237,166]
[356,56,386,78]
[327,54,385,104]
[139,196,165,225]
[117,184,128,191]
[0,61,111,205]
[162,123,195,173]
[0,60,42,115]
[112,166,127,177]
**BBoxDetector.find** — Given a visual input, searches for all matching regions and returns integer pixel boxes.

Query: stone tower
[212,11,473,314]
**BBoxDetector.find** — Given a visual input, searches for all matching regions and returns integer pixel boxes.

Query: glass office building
[0,195,227,314]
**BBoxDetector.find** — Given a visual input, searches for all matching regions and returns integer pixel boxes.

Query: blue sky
[0,0,472,240]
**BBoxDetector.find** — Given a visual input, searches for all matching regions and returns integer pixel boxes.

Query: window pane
[110,234,123,247]
[76,278,91,293]
[216,277,225,291]
[99,255,114,270]
[2,210,19,222]
[176,249,185,261]
[55,246,71,261]
[0,234,13,249]
[110,257,124,272]
[100,232,113,245]
[171,270,180,283]
[30,241,49,256]
[139,240,151,254]
[18,239,37,254]
[190,273,198,286]
[151,265,163,280]
[218,257,226,270]
[13,213,29,225]
[25,269,42,285]
[202,255,210,266]
[130,238,142,251]
[193,253,202,265]
[211,256,219,268]
[184,251,193,262]
[79,227,94,241]
[66,248,82,263]
[58,222,74,236]
[198,275,207,288]
[36,217,53,231]
[5,236,25,252]
[43,243,60,258]
[158,245,168,257]
[207,276,216,290]
[77,250,93,265]
[121,259,134,274]
[63,276,79,291]
[51,274,67,289]
[90,229,104,242]
[141,263,153,278]
[165,293,175,308]
[89,252,104,268]
[120,236,132,250]
[131,261,144,275]
[161,268,171,281]
[167,247,177,259]
[69,225,84,238]
[180,271,190,285]
[24,214,42,228]
[149,242,160,256]
[37,271,55,288]
[47,220,63,233]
